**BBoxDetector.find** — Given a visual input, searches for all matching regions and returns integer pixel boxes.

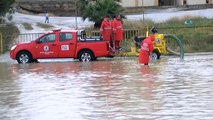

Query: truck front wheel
[16,51,33,64]
[78,50,94,62]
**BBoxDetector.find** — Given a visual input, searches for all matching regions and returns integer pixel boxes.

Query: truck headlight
[11,45,17,51]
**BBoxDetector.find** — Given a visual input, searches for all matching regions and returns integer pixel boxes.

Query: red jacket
[100,19,112,41]
[113,18,123,41]
[139,35,155,64]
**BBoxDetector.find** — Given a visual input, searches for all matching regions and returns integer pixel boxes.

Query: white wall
[120,0,136,7]
[176,0,183,5]
[187,0,206,5]
[143,0,157,6]
[120,0,157,7]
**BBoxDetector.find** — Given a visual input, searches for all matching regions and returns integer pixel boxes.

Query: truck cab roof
[51,28,79,33]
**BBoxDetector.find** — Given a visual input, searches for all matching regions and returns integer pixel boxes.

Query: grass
[123,19,154,29]
[122,17,213,53]
[87,16,213,53]
[84,16,213,53]
[36,22,54,29]
[22,22,33,30]
[154,16,213,53]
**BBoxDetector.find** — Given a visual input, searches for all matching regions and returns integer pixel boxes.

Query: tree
[0,0,15,16]
[78,0,124,28]
[0,0,15,23]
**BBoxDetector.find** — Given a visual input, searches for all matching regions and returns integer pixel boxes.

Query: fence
[86,29,144,40]
[86,29,145,51]
[15,29,144,43]
[15,33,44,43]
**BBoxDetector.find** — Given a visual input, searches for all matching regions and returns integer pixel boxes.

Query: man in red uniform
[100,15,112,41]
[112,15,123,50]
[139,35,155,65]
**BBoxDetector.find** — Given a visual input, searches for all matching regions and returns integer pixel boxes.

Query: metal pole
[140,0,146,36]
[142,0,144,22]
[0,32,3,54]
[75,0,78,30]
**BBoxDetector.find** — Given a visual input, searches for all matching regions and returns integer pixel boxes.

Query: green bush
[0,24,20,53]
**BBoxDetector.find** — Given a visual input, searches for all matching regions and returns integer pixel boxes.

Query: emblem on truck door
[61,45,69,51]
[44,45,49,52]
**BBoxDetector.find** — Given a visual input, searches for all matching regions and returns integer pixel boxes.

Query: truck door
[58,32,76,58]
[35,33,58,58]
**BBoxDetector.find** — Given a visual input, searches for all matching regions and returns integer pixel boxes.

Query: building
[120,0,213,7]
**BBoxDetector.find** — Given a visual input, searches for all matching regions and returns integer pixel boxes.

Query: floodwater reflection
[0,55,213,120]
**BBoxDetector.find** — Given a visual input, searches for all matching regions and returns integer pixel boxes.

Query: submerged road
[0,52,213,120]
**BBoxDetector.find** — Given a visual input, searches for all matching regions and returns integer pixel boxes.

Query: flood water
[0,54,213,120]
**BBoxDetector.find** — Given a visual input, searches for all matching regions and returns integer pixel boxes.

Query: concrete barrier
[17,0,76,16]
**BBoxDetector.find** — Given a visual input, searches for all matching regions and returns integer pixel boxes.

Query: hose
[165,34,184,59]
[167,47,180,55]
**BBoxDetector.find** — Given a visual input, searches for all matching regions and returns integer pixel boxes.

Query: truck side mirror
[35,40,41,44]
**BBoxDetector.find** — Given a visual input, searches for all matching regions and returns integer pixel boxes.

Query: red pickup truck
[10,29,113,64]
